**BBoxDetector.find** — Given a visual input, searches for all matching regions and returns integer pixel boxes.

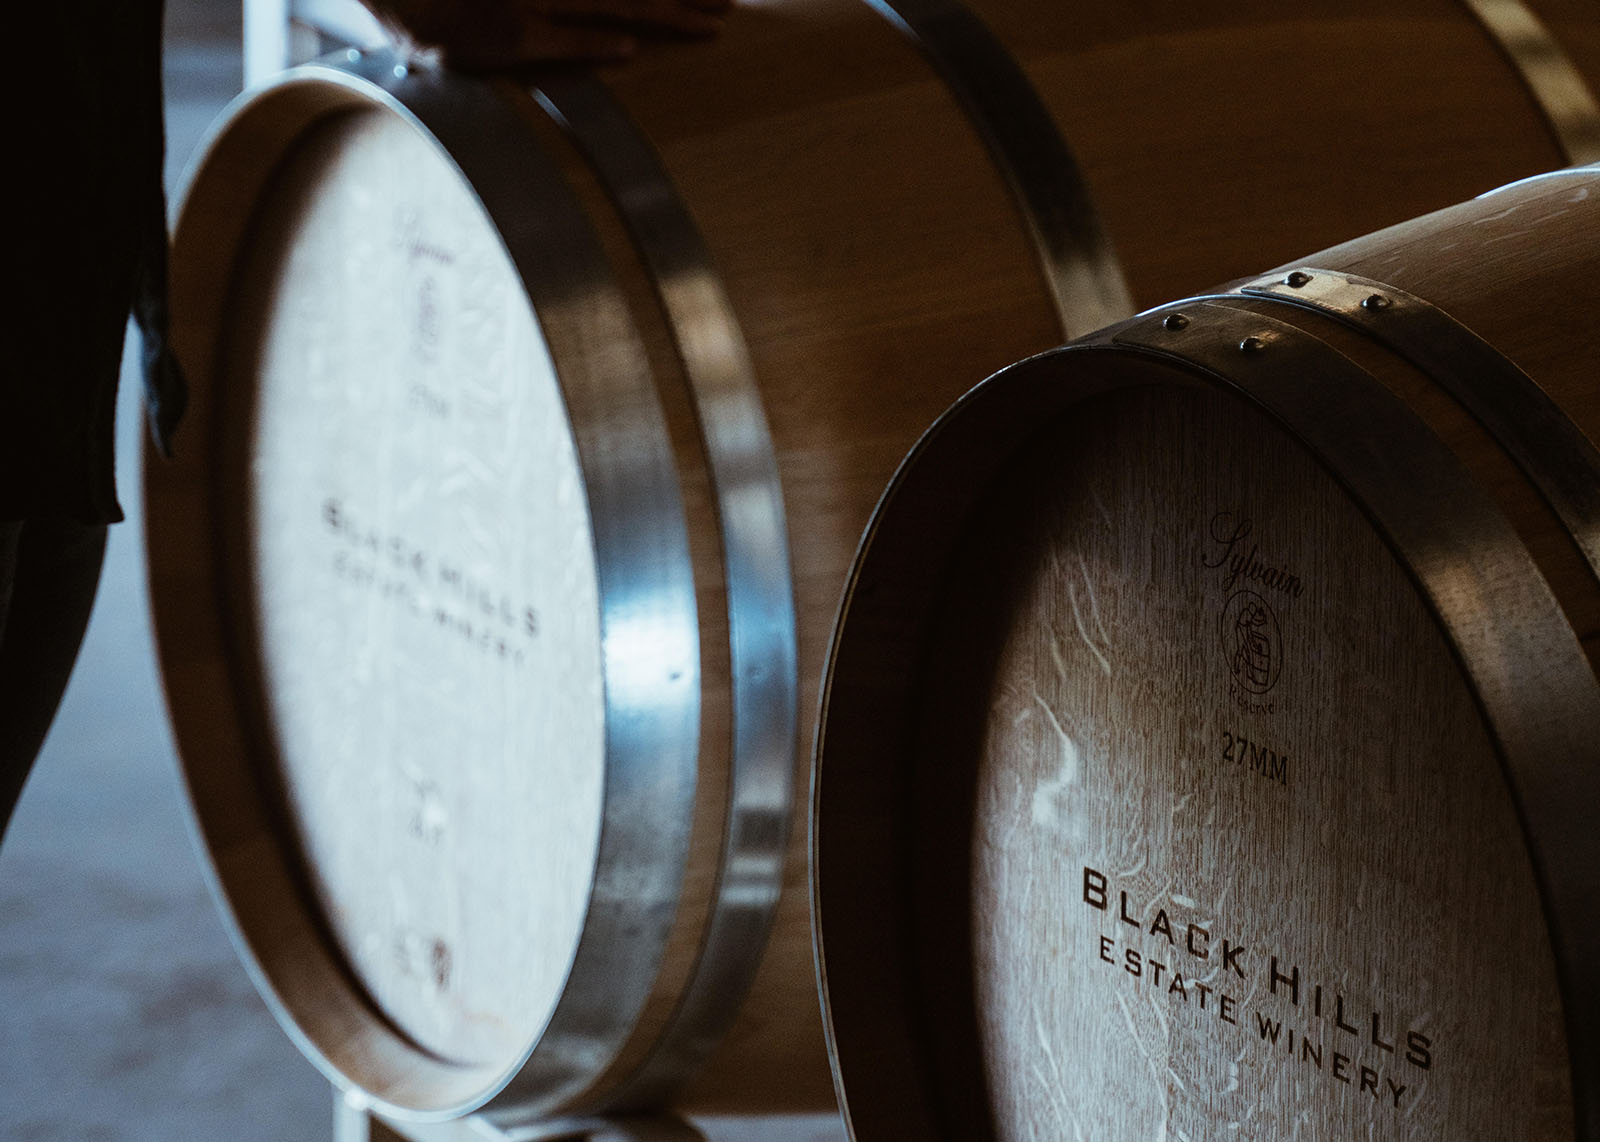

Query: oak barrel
[813,167,1600,1139]
[148,0,1600,1125]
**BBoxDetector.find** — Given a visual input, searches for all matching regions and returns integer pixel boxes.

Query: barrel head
[816,354,1576,1139]
[223,106,606,1076]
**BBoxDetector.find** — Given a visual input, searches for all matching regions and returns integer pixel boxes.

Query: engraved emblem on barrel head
[1219,589,1282,694]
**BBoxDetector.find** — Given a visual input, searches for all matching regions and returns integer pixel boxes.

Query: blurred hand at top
[360,0,733,69]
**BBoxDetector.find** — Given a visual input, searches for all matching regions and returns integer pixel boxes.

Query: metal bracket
[337,1090,707,1142]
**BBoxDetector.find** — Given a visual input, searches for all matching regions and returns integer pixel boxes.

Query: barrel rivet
[346,48,361,62]
[1362,293,1393,311]
[1239,336,1268,354]
[1163,313,1190,331]
[1285,271,1313,288]
[393,63,408,78]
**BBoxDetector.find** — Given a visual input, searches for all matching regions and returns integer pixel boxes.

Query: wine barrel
[148,0,1600,1126]
[813,166,1600,1139]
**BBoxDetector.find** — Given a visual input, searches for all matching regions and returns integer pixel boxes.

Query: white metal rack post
[242,0,387,84]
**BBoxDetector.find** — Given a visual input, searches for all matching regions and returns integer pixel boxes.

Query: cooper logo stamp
[1202,512,1304,599]
[1201,512,1302,713]
[1219,589,1282,695]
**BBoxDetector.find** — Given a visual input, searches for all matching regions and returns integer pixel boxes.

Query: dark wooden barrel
[148,0,1600,1126]
[813,166,1600,1140]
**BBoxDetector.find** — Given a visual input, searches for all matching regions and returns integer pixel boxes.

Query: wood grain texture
[925,386,1569,1139]
[976,0,1571,302]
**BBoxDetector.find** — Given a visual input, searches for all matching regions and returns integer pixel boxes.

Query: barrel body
[150,0,1600,1126]
[813,168,1600,1140]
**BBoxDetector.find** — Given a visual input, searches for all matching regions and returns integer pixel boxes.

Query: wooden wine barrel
[813,166,1600,1140]
[148,0,1600,1126]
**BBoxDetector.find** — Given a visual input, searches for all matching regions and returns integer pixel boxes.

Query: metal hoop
[863,0,1134,336]
[531,73,800,1110]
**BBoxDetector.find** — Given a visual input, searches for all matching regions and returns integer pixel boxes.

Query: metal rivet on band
[1285,271,1313,288]
[1239,335,1268,353]
[1163,313,1190,331]
[1362,293,1393,311]
[346,48,361,62]
[393,64,408,78]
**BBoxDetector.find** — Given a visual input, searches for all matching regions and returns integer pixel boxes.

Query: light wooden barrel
[813,166,1600,1140]
[148,0,1600,1126]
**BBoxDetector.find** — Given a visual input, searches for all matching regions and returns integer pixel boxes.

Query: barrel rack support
[242,0,387,84]
[334,1091,710,1142]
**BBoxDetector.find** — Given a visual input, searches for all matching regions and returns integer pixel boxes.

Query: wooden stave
[150,0,1600,1125]
[810,170,1600,1139]
[813,345,1591,1137]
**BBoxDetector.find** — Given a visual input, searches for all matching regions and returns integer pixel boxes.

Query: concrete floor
[0,4,846,1138]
